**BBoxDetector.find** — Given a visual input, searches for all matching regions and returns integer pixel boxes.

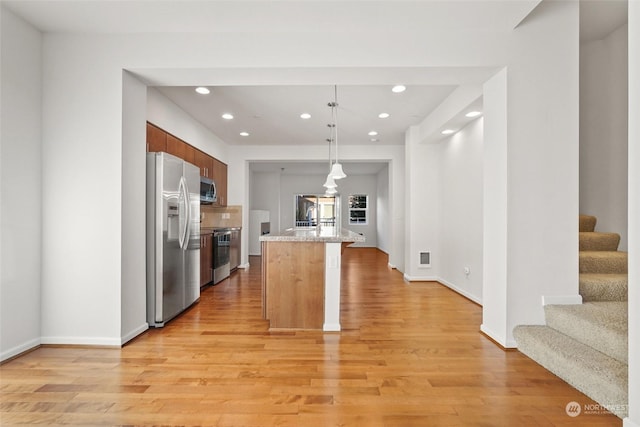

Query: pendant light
[328,85,347,180]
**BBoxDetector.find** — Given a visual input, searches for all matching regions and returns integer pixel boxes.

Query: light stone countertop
[259,227,365,243]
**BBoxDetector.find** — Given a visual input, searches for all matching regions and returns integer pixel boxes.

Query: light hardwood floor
[1,248,621,426]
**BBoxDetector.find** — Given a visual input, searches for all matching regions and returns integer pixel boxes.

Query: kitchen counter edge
[259,228,365,243]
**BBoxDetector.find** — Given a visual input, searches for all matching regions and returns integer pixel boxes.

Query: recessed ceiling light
[195,87,210,95]
[300,113,311,119]
[368,131,378,136]
[441,129,456,135]
[391,85,406,93]
[239,131,250,136]
[378,113,390,119]
[370,138,379,142]
[222,113,234,120]
[465,111,482,118]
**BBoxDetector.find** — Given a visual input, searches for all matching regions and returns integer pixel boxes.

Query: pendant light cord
[333,85,339,165]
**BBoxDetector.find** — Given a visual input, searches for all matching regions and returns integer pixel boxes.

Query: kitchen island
[260,227,365,331]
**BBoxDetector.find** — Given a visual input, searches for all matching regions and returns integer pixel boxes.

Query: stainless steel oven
[213,229,231,284]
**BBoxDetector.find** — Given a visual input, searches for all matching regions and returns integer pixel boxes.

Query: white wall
[376,165,390,254]
[0,8,43,360]
[438,118,484,304]
[626,3,639,426]
[404,126,441,281]
[147,88,228,163]
[120,71,148,343]
[250,171,281,232]
[482,68,509,343]
[482,1,580,347]
[580,24,629,249]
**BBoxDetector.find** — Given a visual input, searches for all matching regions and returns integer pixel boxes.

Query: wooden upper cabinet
[212,157,228,207]
[146,123,167,152]
[193,149,214,178]
[166,134,195,164]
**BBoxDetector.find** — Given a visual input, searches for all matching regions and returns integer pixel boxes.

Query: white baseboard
[437,277,482,305]
[40,335,122,347]
[388,263,396,269]
[403,275,482,306]
[0,337,41,362]
[480,324,517,349]
[542,295,583,306]
[323,323,341,332]
[121,323,149,345]
[403,274,439,282]
[238,263,250,269]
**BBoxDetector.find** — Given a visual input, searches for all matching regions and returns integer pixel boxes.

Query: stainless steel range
[212,228,231,284]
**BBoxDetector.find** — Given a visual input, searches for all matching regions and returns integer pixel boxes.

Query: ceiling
[3,0,628,175]
[156,84,458,146]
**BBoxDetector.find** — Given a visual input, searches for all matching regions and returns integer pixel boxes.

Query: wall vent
[419,251,431,267]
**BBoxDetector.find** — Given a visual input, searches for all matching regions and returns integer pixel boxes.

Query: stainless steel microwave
[200,177,217,204]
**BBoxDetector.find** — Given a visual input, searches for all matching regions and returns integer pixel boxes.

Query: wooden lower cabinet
[261,241,325,329]
[200,232,213,287]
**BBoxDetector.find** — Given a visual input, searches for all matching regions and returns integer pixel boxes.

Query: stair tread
[579,251,628,274]
[580,273,628,302]
[513,325,628,418]
[580,273,629,282]
[579,232,621,251]
[545,302,627,363]
[580,250,628,258]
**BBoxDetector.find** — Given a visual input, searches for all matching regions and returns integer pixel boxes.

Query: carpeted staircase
[513,214,628,418]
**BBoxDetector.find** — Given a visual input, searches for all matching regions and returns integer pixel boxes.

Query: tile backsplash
[201,205,242,228]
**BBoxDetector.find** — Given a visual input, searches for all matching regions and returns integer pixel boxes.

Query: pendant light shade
[323,174,337,189]
[325,186,337,195]
[329,162,346,180]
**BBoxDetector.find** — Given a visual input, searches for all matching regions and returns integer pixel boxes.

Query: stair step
[513,325,628,419]
[580,273,628,302]
[579,232,620,251]
[579,251,628,274]
[545,302,627,363]
[579,214,597,232]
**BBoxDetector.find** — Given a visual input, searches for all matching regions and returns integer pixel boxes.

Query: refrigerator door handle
[178,176,190,250]
[183,177,192,250]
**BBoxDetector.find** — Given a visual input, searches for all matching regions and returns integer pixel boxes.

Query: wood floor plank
[0,248,622,426]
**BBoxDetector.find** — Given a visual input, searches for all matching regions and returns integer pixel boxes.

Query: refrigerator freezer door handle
[183,177,192,250]
[178,176,190,250]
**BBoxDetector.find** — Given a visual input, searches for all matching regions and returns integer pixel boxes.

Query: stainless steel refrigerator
[146,152,200,327]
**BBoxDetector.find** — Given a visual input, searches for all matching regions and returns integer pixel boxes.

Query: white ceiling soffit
[3,1,541,34]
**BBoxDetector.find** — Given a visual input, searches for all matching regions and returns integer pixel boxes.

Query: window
[348,194,368,225]
[294,195,337,227]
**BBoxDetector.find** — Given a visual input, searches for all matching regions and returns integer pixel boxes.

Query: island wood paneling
[263,241,325,329]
